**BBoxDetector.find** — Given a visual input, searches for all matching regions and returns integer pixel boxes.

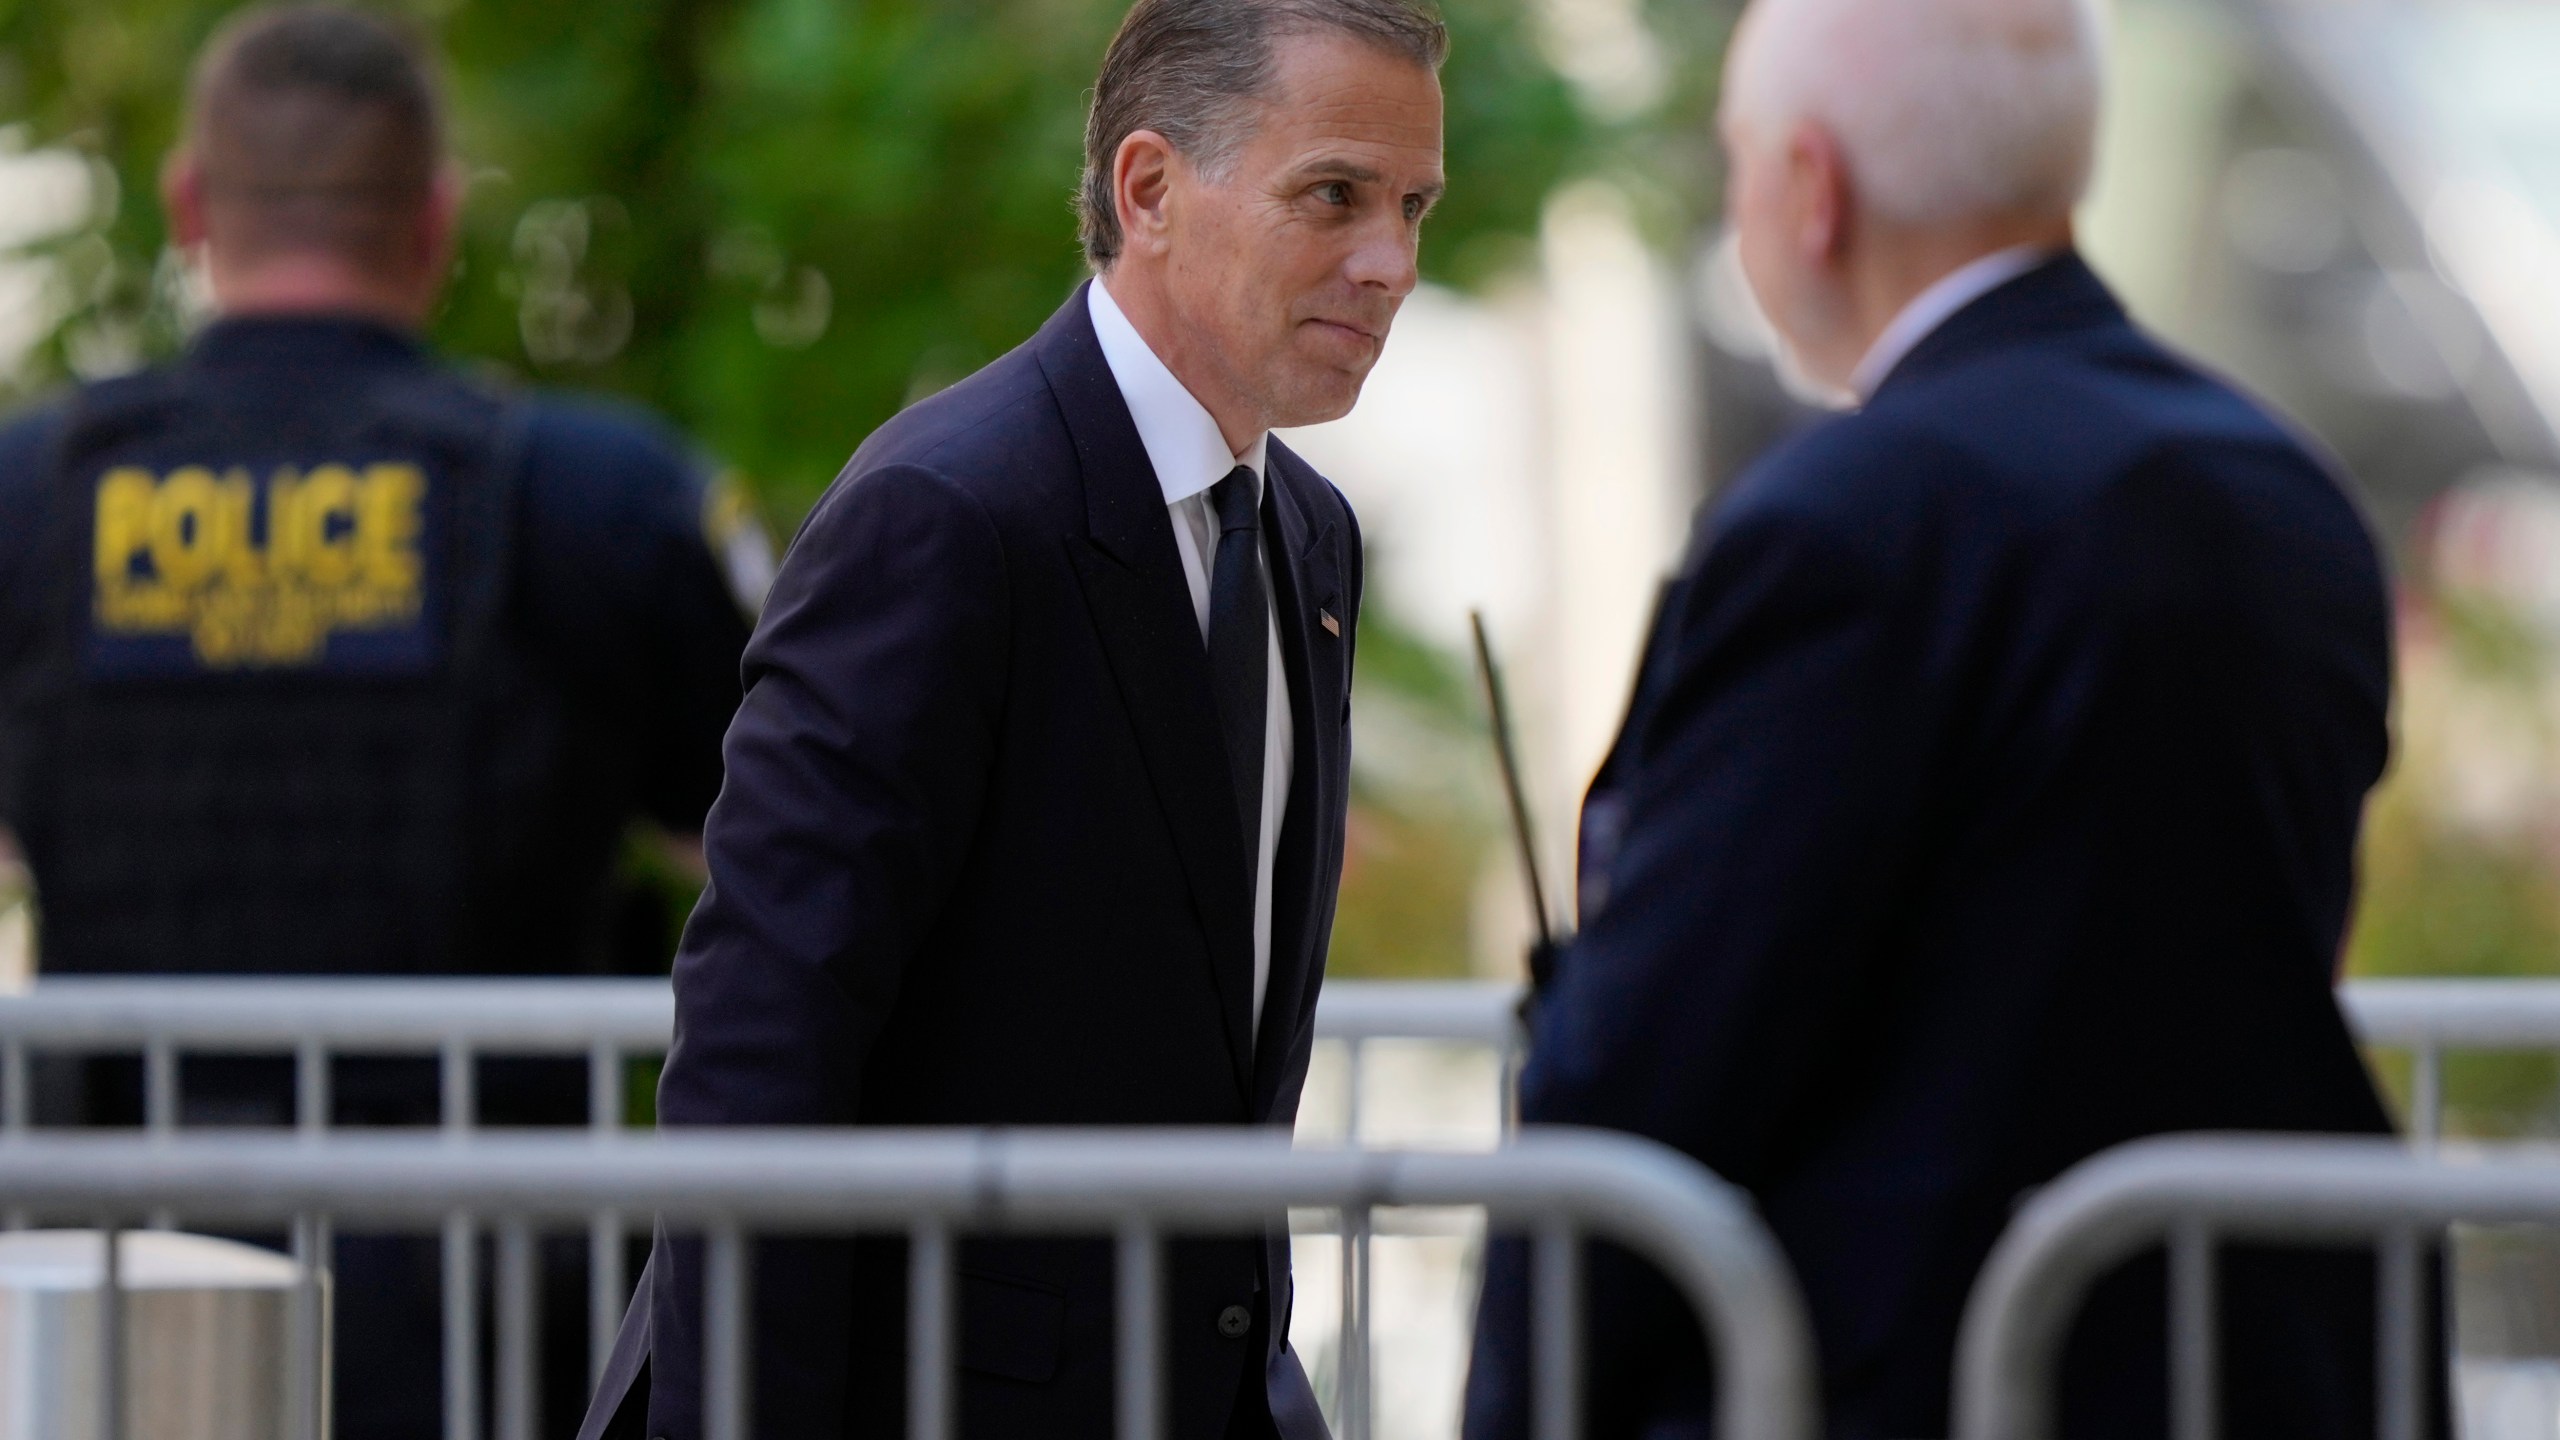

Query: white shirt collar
[1848,245,2054,402]
[1086,279,1267,507]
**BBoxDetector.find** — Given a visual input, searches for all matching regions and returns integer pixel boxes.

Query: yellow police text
[92,462,428,667]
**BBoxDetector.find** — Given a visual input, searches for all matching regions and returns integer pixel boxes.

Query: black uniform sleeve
[0,404,66,828]
[632,463,757,834]
[518,402,752,836]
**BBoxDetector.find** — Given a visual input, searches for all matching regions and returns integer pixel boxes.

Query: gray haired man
[578,1,1444,1437]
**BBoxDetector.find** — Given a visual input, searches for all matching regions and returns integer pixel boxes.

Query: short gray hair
[1078,0,1449,269]
[186,4,444,274]
[1726,0,2104,226]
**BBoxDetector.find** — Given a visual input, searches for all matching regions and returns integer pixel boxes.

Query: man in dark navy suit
[1467,0,2408,1437]
[581,1,1449,1436]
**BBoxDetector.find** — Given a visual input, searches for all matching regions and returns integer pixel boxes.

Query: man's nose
[1343,216,1420,296]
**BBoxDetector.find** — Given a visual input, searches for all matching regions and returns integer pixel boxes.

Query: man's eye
[1317,182,1351,206]
[1404,196,1426,223]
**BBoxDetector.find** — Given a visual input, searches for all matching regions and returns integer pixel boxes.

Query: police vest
[10,363,527,974]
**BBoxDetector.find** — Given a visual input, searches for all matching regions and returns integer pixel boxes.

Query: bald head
[1724,0,2103,228]
[1715,0,2103,400]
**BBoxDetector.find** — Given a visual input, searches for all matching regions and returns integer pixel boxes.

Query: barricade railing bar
[0,1125,1817,1440]
[0,974,1526,1429]
[1948,1133,2560,1440]
[1299,977,1518,1438]
[9,972,2528,1439]
[2338,978,2560,1147]
[0,976,673,1396]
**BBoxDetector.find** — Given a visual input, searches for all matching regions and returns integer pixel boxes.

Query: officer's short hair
[1077,0,1448,270]
[185,4,445,275]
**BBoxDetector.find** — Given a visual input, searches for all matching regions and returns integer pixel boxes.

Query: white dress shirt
[1088,279,1295,1043]
[1848,245,2054,403]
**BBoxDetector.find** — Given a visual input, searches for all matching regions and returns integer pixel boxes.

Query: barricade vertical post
[4,1037,26,1231]
[445,1211,479,1440]
[1533,1217,1583,1440]
[2378,1227,2421,1440]
[442,1038,475,1136]
[3,1036,25,1134]
[588,1041,621,1131]
[291,1210,330,1440]
[590,1211,623,1389]
[1500,1039,1523,1140]
[144,1035,177,1137]
[589,1037,625,1389]
[1339,1036,1370,1440]
[144,1037,178,1229]
[296,1037,329,1136]
[100,1217,125,1440]
[497,1216,538,1440]
[2410,1044,2441,1149]
[909,1220,954,1440]
[2169,1222,2215,1440]
[1341,1203,1372,1440]
[1118,1218,1163,1440]
[706,1221,751,1440]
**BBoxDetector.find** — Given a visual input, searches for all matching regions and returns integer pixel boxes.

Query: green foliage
[1328,606,1500,979]
[1,0,1600,525]
[2349,771,2560,1137]
[2347,586,2560,1138]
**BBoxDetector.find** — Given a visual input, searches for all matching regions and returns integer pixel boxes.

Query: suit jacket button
[1217,1303,1252,1339]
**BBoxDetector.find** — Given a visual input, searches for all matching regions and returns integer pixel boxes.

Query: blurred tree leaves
[1331,607,1501,979]
[1,0,1601,524]
[2349,583,2560,1137]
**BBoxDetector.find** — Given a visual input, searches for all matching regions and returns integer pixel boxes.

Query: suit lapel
[1253,441,1346,1116]
[1038,287,1258,1102]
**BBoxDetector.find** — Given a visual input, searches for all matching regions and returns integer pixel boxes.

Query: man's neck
[1840,215,2074,377]
[1096,268,1265,457]
[208,253,429,330]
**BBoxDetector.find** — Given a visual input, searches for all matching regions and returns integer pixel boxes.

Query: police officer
[0,7,756,1435]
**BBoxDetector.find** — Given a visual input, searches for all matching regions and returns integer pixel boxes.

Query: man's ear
[1112,129,1178,259]
[414,161,464,287]
[1785,120,1851,266]
[161,149,209,250]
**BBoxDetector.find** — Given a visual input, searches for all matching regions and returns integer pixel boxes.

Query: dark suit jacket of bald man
[1467,255,2409,1440]
[580,285,1361,1440]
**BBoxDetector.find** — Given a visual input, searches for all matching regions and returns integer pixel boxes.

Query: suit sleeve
[658,460,1007,1126]
[647,462,1007,1438]
[1470,490,1941,1437]
[1527,498,1935,1176]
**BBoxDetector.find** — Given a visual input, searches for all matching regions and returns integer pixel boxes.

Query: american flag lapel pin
[1320,609,1340,637]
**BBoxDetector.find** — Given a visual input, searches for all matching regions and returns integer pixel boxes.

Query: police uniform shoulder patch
[701,469,775,618]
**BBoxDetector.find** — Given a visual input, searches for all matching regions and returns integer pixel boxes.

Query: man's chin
[1266,370,1369,430]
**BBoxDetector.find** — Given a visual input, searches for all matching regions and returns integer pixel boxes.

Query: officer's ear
[409,160,465,301]
[161,150,211,251]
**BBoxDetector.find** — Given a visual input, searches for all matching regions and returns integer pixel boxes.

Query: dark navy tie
[1207,465,1267,859]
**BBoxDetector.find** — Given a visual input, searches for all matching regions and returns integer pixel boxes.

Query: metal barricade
[0,976,1513,1137]
[0,975,1523,1437]
[0,1125,1817,1440]
[1947,1133,2560,1440]
[0,976,672,1399]
[1300,978,1518,1436]
[2340,978,2560,1147]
